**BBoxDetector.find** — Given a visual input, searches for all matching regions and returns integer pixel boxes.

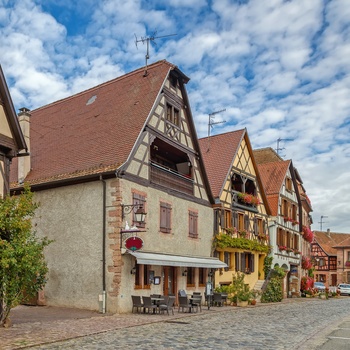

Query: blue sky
[1,0,350,233]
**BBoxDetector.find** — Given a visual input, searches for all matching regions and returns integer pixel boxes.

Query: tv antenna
[318,215,328,231]
[135,31,176,76]
[207,109,226,151]
[276,137,293,157]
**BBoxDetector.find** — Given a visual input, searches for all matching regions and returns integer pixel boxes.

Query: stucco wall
[33,181,104,310]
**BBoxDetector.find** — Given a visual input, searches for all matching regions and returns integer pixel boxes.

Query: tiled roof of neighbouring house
[314,231,350,255]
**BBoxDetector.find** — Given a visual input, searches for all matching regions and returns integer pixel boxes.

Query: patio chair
[213,293,224,306]
[178,289,187,297]
[131,295,143,313]
[178,296,192,313]
[142,296,158,314]
[159,296,176,315]
[191,295,202,312]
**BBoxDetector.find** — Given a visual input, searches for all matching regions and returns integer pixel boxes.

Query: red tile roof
[314,231,350,255]
[198,130,245,198]
[257,161,290,216]
[253,147,283,164]
[10,60,178,186]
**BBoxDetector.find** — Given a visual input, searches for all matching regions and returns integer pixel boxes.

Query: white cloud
[1,0,350,232]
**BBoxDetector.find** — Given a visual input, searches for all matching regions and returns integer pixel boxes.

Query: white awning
[128,251,227,268]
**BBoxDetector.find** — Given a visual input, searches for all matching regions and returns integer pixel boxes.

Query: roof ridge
[198,128,245,141]
[31,60,170,113]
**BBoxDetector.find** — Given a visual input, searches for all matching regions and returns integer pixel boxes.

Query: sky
[1,0,349,233]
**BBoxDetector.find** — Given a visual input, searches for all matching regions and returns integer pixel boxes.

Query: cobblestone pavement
[2,298,350,349]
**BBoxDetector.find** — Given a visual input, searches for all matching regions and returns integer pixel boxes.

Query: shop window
[186,267,195,287]
[199,268,206,286]
[135,264,151,289]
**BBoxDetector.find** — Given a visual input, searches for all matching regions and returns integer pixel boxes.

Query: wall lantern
[121,204,147,223]
[182,269,187,277]
[130,266,136,275]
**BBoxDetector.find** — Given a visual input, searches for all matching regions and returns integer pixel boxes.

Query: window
[235,252,254,273]
[293,234,299,250]
[347,251,350,261]
[277,228,284,246]
[238,213,244,231]
[189,210,198,238]
[135,264,151,289]
[224,210,232,229]
[166,103,180,126]
[292,204,297,221]
[160,202,172,233]
[282,199,288,217]
[224,252,230,271]
[132,192,146,228]
[186,267,195,286]
[256,218,264,236]
[199,268,206,286]
[286,177,292,192]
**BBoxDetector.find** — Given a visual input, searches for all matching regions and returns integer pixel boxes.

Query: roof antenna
[207,109,226,152]
[318,215,328,232]
[275,137,293,157]
[135,31,177,76]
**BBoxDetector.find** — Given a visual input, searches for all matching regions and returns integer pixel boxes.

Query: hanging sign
[125,236,144,251]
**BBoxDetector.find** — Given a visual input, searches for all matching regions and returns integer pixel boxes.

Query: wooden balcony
[150,161,193,195]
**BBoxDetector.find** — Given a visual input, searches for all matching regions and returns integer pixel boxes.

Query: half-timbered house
[0,65,27,198]
[10,60,226,313]
[255,152,302,297]
[198,129,270,290]
[312,230,350,287]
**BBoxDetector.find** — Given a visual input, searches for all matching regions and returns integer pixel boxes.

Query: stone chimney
[17,107,31,183]
[326,228,331,237]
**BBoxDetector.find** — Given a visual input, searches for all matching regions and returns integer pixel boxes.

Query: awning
[128,251,227,269]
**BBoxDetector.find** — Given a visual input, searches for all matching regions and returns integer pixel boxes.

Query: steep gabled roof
[198,129,245,199]
[314,231,350,255]
[10,60,183,186]
[0,65,27,153]
[198,129,271,214]
[253,147,283,164]
[256,160,291,216]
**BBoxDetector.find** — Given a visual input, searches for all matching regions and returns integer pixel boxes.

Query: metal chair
[178,296,192,313]
[142,296,157,314]
[131,295,143,313]
[159,296,176,315]
[191,295,202,312]
[213,293,224,306]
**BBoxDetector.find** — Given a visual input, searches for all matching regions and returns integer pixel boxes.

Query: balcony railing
[150,161,193,195]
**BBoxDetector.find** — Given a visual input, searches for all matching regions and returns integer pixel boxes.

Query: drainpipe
[100,175,106,313]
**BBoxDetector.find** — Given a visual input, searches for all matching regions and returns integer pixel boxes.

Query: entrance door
[163,266,176,296]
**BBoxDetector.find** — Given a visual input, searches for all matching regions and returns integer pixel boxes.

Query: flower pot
[237,300,248,307]
[250,300,256,306]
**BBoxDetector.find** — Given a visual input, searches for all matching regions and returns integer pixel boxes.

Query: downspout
[100,175,106,313]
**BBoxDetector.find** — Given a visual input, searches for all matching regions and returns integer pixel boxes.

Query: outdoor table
[150,297,164,313]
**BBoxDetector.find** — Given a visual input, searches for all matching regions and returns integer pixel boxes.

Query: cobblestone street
[3,298,350,350]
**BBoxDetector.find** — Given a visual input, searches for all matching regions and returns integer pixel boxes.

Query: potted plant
[231,272,252,307]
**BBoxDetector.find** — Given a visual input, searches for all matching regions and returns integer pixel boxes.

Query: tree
[0,185,51,326]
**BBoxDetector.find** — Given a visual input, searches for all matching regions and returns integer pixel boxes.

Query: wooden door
[163,266,176,296]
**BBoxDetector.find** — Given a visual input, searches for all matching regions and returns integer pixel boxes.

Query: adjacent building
[199,130,271,290]
[312,230,350,287]
[0,65,27,198]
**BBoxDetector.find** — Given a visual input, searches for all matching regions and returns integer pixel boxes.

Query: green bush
[260,267,286,303]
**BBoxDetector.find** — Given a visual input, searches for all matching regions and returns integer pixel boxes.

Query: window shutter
[235,252,240,272]
[250,254,255,273]
[253,217,258,236]
[233,211,238,228]
[160,202,171,233]
[244,214,249,231]
[241,253,246,272]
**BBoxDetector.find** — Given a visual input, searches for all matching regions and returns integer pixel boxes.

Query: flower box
[345,261,350,267]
